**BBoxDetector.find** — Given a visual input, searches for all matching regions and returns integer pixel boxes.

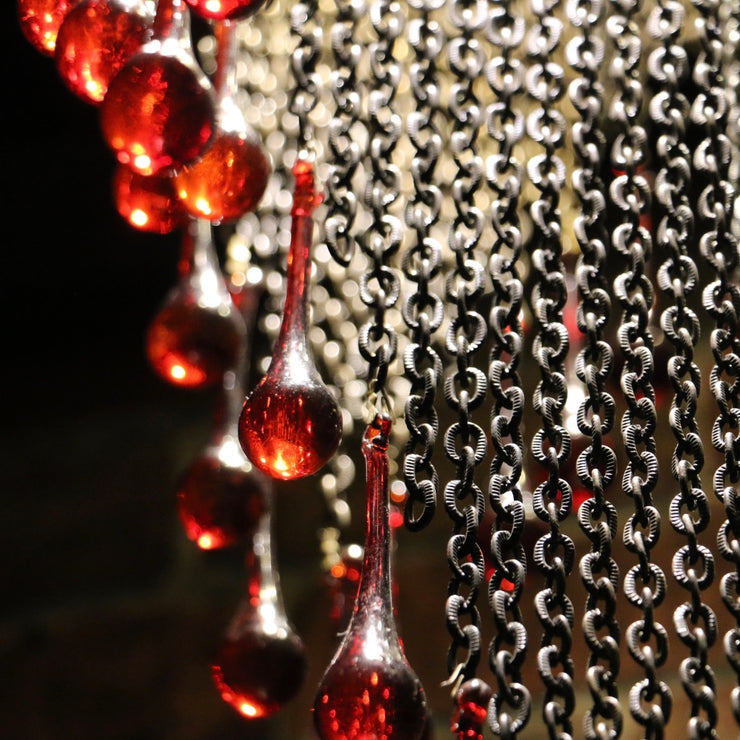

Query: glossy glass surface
[174,22,269,222]
[212,504,307,718]
[450,679,492,740]
[184,0,267,22]
[146,218,246,388]
[313,416,427,740]
[113,164,187,233]
[55,0,152,104]
[18,0,76,55]
[239,161,342,480]
[100,0,214,175]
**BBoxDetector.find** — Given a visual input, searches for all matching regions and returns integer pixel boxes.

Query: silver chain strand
[607,0,672,735]
[323,0,366,267]
[648,2,719,737]
[442,0,490,687]
[483,0,531,735]
[525,1,576,737]
[566,1,622,737]
[690,0,740,727]
[401,0,446,532]
[357,0,404,411]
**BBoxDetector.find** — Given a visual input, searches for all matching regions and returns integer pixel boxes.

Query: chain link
[357,0,404,411]
[690,0,740,727]
[525,2,576,737]
[565,1,622,737]
[646,2,720,737]
[483,0,531,735]
[442,0,489,687]
[401,0,446,533]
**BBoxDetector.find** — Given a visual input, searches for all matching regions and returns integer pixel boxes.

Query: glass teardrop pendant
[18,0,77,56]
[177,283,268,549]
[313,414,427,740]
[54,0,153,104]
[450,679,492,740]
[100,0,215,175]
[113,163,188,233]
[174,20,270,223]
[146,217,246,388]
[184,0,265,22]
[238,160,342,480]
[212,493,307,718]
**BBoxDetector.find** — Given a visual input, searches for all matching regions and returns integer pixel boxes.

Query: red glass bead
[146,219,246,389]
[177,443,268,550]
[175,131,270,223]
[100,0,214,175]
[184,0,266,22]
[54,0,152,104]
[213,505,307,719]
[451,679,492,740]
[239,161,342,480]
[113,164,187,234]
[313,416,427,740]
[18,0,76,55]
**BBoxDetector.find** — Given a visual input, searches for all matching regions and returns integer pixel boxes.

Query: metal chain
[483,0,531,736]
[401,0,446,532]
[690,0,740,727]
[357,0,404,412]
[566,1,621,737]
[647,2,719,737]
[323,0,366,267]
[525,1,576,737]
[607,0,672,736]
[442,0,489,688]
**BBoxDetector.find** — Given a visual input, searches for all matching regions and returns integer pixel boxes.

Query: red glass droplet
[100,0,214,175]
[175,21,269,222]
[18,0,76,55]
[239,161,342,480]
[184,0,266,22]
[54,0,152,104]
[213,505,307,718]
[146,219,246,388]
[451,679,492,740]
[113,164,187,233]
[313,416,427,740]
[177,443,268,550]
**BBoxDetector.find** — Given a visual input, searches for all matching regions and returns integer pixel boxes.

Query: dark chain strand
[648,2,719,737]
[566,1,622,737]
[525,1,575,737]
[442,0,489,687]
[401,0,446,533]
[690,0,740,726]
[607,0,672,735]
[357,0,404,409]
[483,0,531,735]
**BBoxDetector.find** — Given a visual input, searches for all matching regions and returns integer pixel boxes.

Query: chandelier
[15,0,740,737]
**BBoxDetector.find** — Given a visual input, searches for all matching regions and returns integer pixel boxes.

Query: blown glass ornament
[212,497,307,718]
[100,0,214,175]
[313,414,427,740]
[238,160,342,480]
[175,20,270,223]
[113,163,187,234]
[146,218,246,388]
[18,0,77,55]
[54,0,153,104]
[177,283,268,549]
[184,0,266,22]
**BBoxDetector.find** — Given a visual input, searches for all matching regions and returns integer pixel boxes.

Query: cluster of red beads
[17,0,271,233]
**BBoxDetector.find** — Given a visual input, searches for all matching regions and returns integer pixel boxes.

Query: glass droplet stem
[313,414,427,740]
[212,494,307,719]
[146,217,246,388]
[238,161,342,480]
